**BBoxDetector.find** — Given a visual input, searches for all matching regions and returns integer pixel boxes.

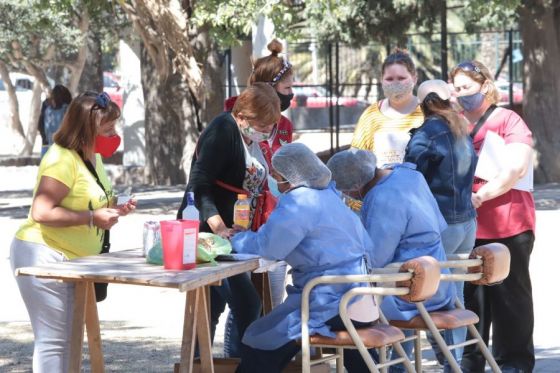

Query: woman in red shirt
[451,60,535,373]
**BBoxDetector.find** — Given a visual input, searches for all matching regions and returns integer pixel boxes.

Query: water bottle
[182,192,200,221]
[233,194,251,229]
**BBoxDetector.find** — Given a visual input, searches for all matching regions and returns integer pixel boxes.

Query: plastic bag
[145,232,232,266]
[146,240,163,265]
[197,232,232,264]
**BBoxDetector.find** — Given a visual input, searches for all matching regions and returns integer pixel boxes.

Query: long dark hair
[421,92,468,138]
[50,85,72,109]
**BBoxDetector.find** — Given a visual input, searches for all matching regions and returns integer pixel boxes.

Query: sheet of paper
[474,131,533,192]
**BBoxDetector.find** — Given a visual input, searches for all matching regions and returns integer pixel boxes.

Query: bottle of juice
[233,194,251,229]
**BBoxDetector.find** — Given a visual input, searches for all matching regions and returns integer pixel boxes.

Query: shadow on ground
[0,321,183,373]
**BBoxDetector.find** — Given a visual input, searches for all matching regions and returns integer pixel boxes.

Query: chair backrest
[468,243,511,285]
[396,256,441,302]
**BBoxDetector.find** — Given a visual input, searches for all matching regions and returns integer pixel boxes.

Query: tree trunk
[0,60,29,147]
[519,0,560,182]
[68,11,90,95]
[21,81,43,156]
[140,45,196,185]
[77,30,103,93]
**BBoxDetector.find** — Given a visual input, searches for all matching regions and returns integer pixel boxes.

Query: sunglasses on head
[81,91,112,109]
[456,61,482,74]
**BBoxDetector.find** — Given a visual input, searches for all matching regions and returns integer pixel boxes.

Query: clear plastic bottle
[182,192,200,221]
[233,194,251,229]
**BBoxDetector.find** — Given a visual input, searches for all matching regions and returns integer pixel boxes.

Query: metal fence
[225,30,523,153]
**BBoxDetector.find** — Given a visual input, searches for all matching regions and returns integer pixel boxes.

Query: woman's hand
[216,227,234,239]
[117,198,137,216]
[471,192,484,209]
[93,208,120,230]
[207,214,233,239]
[231,224,249,235]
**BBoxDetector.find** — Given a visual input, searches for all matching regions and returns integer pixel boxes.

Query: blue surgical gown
[361,163,456,321]
[231,182,373,350]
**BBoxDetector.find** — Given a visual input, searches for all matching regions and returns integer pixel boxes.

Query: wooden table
[16,249,262,373]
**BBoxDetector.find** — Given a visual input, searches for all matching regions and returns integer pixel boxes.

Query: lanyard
[79,152,111,252]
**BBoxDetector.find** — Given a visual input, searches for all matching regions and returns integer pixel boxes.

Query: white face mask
[241,125,271,143]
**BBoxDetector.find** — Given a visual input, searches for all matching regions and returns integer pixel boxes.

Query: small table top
[16,249,261,292]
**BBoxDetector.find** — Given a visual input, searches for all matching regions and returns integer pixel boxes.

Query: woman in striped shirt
[351,49,423,168]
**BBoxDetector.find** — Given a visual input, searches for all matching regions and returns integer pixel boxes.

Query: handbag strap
[79,152,110,251]
[215,180,248,196]
[469,104,497,139]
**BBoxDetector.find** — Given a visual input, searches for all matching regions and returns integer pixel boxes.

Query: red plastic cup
[160,220,199,270]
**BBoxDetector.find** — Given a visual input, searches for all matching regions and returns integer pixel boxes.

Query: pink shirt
[470,107,536,239]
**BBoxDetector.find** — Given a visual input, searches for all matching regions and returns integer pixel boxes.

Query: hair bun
[267,39,283,56]
[392,47,409,56]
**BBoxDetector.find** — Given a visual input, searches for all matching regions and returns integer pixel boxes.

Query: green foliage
[0,0,82,67]
[302,0,419,46]
[459,0,521,32]
[192,0,300,47]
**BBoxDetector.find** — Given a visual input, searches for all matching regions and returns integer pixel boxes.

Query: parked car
[103,72,123,108]
[288,84,369,131]
[495,79,523,105]
[291,84,368,109]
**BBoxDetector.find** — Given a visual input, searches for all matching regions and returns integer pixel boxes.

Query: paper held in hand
[474,130,533,192]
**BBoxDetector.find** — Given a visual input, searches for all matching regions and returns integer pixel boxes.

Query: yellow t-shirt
[351,100,424,167]
[16,144,113,259]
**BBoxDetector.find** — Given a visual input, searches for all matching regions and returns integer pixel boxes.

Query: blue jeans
[427,218,477,370]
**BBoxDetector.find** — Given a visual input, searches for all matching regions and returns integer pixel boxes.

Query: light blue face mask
[458,92,485,112]
[267,175,281,197]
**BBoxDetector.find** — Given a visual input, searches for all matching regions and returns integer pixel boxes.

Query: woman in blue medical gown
[232,143,377,373]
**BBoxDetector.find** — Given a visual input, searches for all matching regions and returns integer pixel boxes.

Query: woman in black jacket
[178,82,281,352]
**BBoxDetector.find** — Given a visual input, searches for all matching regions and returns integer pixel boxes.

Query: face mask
[457,92,485,112]
[277,92,294,112]
[267,176,281,197]
[382,81,414,100]
[241,125,271,143]
[95,134,121,158]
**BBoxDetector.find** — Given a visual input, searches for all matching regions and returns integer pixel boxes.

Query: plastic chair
[300,256,442,373]
[388,243,511,373]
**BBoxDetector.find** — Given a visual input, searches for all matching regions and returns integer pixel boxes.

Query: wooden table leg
[179,289,199,373]
[195,286,214,373]
[251,272,273,315]
[69,282,87,373]
[85,282,105,373]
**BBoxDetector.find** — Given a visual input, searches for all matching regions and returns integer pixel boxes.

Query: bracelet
[88,210,94,229]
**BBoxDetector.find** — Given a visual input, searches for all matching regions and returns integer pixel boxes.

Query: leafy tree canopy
[0,0,82,69]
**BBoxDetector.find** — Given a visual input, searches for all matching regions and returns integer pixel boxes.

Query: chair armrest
[468,243,511,285]
[397,256,441,302]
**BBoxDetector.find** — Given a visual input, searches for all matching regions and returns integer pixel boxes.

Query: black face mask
[277,92,294,112]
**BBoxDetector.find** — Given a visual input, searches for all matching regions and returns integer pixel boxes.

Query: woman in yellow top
[10,92,136,373]
[351,49,424,168]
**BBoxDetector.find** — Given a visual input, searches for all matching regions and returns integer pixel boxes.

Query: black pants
[461,231,535,373]
[235,316,379,373]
